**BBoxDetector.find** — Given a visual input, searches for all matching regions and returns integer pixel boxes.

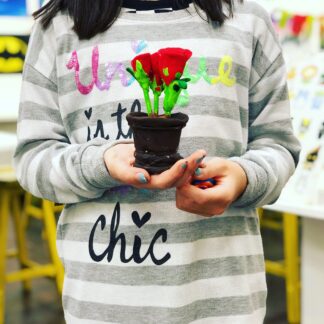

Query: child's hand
[176,157,247,216]
[104,143,206,190]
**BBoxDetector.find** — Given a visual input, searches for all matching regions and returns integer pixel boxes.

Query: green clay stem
[143,89,153,116]
[153,93,159,116]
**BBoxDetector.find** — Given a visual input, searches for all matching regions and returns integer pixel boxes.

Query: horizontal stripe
[70,115,246,144]
[59,79,249,117]
[236,1,279,47]
[63,96,247,133]
[261,53,286,81]
[174,115,245,141]
[15,141,48,199]
[190,307,266,324]
[53,7,199,37]
[228,15,280,59]
[17,120,66,141]
[61,201,257,226]
[63,272,266,307]
[251,35,281,76]
[254,51,285,81]
[249,119,295,141]
[251,100,291,127]
[151,135,244,159]
[62,291,266,323]
[36,146,58,202]
[57,37,252,70]
[58,56,249,96]
[251,39,271,78]
[27,22,44,67]
[59,215,259,245]
[64,312,116,324]
[80,145,247,205]
[69,136,245,164]
[63,254,265,286]
[58,235,264,266]
[18,102,62,124]
[23,63,57,92]
[20,80,58,110]
[250,64,287,102]
[249,85,288,123]
[32,24,57,80]
[167,135,245,158]
[56,22,253,56]
[50,151,92,202]
[247,127,301,166]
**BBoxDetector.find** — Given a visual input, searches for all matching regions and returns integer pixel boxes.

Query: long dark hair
[33,0,238,40]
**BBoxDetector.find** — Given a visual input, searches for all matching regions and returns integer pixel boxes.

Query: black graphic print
[88,202,171,265]
[85,99,141,141]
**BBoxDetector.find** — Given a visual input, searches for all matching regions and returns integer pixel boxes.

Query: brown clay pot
[126,112,189,175]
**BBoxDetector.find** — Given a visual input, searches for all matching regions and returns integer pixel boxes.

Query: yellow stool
[0,168,64,324]
[259,208,300,324]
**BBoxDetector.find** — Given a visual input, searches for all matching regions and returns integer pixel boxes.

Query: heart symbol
[131,40,148,54]
[132,211,151,228]
[84,107,92,120]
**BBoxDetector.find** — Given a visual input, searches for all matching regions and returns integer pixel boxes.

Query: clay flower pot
[126,47,192,175]
[126,112,189,174]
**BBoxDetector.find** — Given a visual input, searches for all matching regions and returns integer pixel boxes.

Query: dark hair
[33,0,239,40]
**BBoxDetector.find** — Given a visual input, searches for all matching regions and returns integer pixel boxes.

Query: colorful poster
[0,0,27,16]
[0,35,29,73]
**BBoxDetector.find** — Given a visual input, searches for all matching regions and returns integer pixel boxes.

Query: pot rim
[126,112,189,128]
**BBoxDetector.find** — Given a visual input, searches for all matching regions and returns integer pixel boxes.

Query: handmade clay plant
[126,47,192,175]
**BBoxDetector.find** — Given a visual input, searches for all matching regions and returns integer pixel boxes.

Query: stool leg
[11,192,32,293]
[22,192,32,229]
[0,191,10,324]
[257,208,264,225]
[283,213,300,323]
[42,200,64,294]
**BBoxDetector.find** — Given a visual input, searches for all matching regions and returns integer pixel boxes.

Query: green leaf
[178,80,188,89]
[134,60,151,91]
[181,77,191,82]
[126,67,135,78]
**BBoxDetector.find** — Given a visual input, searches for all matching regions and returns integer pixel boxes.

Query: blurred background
[0,0,324,323]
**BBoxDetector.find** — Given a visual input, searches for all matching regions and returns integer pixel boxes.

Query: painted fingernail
[182,161,188,169]
[195,168,201,176]
[196,156,205,164]
[137,173,148,184]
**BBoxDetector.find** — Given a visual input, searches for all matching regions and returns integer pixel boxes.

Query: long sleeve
[230,5,301,208]
[14,20,128,204]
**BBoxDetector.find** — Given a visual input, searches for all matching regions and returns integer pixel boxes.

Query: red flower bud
[151,52,163,86]
[131,53,153,79]
[157,48,192,85]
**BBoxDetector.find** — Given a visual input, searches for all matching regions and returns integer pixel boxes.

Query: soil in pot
[126,112,189,175]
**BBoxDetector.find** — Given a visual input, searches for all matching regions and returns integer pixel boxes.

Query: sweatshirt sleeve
[229,5,301,208]
[14,20,130,204]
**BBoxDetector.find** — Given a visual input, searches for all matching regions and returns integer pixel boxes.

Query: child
[14,0,300,323]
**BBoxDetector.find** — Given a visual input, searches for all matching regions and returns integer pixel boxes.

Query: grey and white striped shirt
[14,1,300,323]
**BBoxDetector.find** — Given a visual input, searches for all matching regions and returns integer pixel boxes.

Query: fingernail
[195,168,201,176]
[181,161,188,169]
[137,173,148,184]
[196,156,205,164]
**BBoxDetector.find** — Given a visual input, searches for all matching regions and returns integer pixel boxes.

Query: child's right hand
[104,143,206,190]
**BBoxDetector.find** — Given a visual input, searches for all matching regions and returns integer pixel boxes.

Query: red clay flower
[157,48,192,85]
[150,52,163,87]
[131,53,153,79]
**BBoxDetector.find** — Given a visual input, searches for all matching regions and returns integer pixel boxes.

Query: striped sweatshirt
[14,1,301,323]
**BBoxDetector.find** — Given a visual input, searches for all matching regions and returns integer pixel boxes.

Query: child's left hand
[176,158,248,217]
